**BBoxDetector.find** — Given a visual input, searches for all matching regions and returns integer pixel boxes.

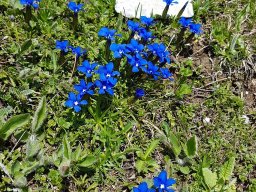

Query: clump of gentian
[133,182,155,192]
[162,0,178,19]
[20,0,41,24]
[68,2,84,31]
[135,88,145,98]
[65,16,175,112]
[153,170,176,192]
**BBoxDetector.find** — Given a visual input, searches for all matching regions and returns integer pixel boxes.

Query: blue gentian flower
[77,60,98,78]
[127,20,141,32]
[153,170,176,192]
[110,44,129,58]
[163,0,178,6]
[98,27,121,41]
[20,0,41,9]
[148,43,171,64]
[142,62,160,80]
[56,40,69,52]
[65,92,88,112]
[68,2,83,13]
[189,23,203,35]
[160,68,173,80]
[148,43,160,55]
[70,46,87,57]
[157,44,171,64]
[133,182,155,192]
[179,17,192,28]
[95,79,117,96]
[135,89,145,98]
[140,16,154,27]
[127,55,147,73]
[97,62,120,81]
[126,39,144,55]
[139,28,154,41]
[74,80,94,96]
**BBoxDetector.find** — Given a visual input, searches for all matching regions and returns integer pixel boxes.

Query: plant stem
[105,39,111,61]
[162,5,169,19]
[73,13,78,32]
[24,6,32,25]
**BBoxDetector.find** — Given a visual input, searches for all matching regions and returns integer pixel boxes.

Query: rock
[115,0,194,18]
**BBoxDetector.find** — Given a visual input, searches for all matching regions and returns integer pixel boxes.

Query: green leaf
[202,168,217,189]
[169,132,182,157]
[143,140,159,160]
[176,84,192,98]
[51,52,57,73]
[179,166,190,174]
[180,67,193,77]
[0,113,30,140]
[62,135,71,160]
[78,155,97,167]
[26,135,40,159]
[18,39,32,56]
[135,160,145,173]
[220,156,236,181]
[31,97,47,133]
[185,135,197,157]
[72,144,82,162]
[13,174,27,188]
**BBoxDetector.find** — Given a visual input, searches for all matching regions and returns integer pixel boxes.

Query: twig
[199,77,231,89]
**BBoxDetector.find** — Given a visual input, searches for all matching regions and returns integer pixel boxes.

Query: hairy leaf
[220,156,235,181]
[31,97,47,133]
[202,168,217,189]
[0,113,30,140]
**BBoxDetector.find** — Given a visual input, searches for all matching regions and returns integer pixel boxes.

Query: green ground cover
[0,0,255,191]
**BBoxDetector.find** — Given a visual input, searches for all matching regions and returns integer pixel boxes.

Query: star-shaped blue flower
[70,46,87,57]
[142,62,160,80]
[126,39,144,55]
[97,62,120,81]
[160,68,173,80]
[140,16,154,27]
[139,28,154,41]
[98,27,121,41]
[65,92,88,112]
[110,44,129,58]
[56,40,69,52]
[20,0,41,9]
[77,60,98,78]
[135,89,145,98]
[127,20,141,32]
[163,0,178,6]
[157,44,171,64]
[189,23,203,35]
[148,43,171,64]
[179,17,192,28]
[127,55,147,73]
[95,79,117,96]
[68,2,84,13]
[74,80,94,96]
[133,182,155,192]
[153,170,176,192]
